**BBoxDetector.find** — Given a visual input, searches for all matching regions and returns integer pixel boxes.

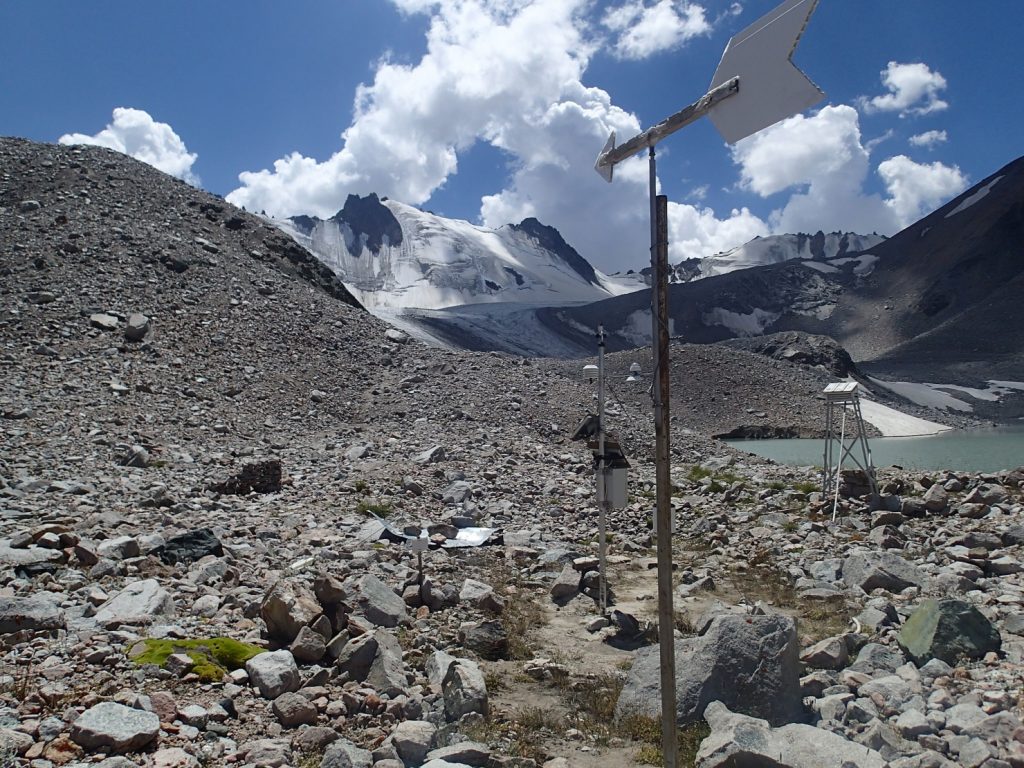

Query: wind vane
[596,0,823,181]
[591,2,824,767]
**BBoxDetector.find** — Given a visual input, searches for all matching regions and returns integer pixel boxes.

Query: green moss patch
[129,637,264,682]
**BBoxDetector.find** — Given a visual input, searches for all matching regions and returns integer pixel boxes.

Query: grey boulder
[261,577,323,643]
[442,658,489,721]
[390,720,437,766]
[93,579,174,626]
[70,701,160,753]
[0,595,65,634]
[616,613,802,726]
[897,598,1001,665]
[695,700,886,768]
[843,551,927,593]
[344,574,408,628]
[246,650,301,699]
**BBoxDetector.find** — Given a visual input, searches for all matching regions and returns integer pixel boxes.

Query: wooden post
[650,149,678,767]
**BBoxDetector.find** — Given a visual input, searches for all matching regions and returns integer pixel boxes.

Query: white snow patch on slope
[617,309,674,347]
[872,378,1024,412]
[802,261,839,274]
[702,307,780,337]
[830,254,879,276]
[857,399,953,437]
[946,176,1003,218]
[870,379,974,412]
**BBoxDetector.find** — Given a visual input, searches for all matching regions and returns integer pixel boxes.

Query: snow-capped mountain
[666,231,886,283]
[275,194,637,311]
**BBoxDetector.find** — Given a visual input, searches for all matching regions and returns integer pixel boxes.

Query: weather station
[593,1,826,764]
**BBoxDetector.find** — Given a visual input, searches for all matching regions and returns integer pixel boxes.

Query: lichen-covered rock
[897,599,1001,665]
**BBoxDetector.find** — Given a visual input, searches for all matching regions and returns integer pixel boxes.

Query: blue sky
[3,1,1022,273]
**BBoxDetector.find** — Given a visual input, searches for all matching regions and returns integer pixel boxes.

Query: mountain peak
[332,193,403,257]
[509,217,598,285]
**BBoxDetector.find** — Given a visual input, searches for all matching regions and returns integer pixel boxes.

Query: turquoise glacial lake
[726,424,1024,473]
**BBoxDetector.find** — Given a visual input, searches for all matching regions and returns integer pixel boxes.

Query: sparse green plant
[517,706,566,732]
[636,744,664,765]
[687,465,712,482]
[767,481,785,490]
[801,601,854,641]
[679,721,712,766]
[485,561,548,660]
[793,481,818,495]
[615,712,662,743]
[781,519,798,533]
[633,720,710,766]
[356,500,392,517]
[674,611,696,635]
[353,479,369,494]
[484,669,505,693]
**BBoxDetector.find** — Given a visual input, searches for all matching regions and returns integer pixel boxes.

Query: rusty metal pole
[650,147,678,768]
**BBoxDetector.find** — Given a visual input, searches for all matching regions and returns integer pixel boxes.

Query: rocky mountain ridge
[662,230,886,285]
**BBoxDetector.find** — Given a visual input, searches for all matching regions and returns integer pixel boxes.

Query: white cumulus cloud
[227,2,966,273]
[228,0,756,272]
[860,61,949,117]
[732,105,966,234]
[59,107,199,185]
[908,129,948,149]
[878,155,968,227]
[602,0,711,60]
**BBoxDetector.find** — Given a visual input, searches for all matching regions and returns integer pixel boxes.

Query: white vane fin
[707,0,825,144]
[594,131,616,183]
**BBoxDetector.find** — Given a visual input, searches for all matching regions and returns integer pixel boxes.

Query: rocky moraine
[1,138,1023,768]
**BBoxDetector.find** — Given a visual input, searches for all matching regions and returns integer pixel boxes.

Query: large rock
[695,701,886,768]
[364,631,408,696]
[261,578,323,643]
[246,650,301,699]
[70,702,160,753]
[272,691,317,728]
[391,720,437,766]
[336,632,380,681]
[424,742,491,766]
[321,738,373,768]
[842,551,927,593]
[0,595,65,634]
[152,529,223,565]
[616,614,801,726]
[897,599,1001,665]
[344,574,408,628]
[460,620,509,660]
[93,579,174,625]
[442,658,489,721]
[549,563,580,603]
[124,313,151,342]
[336,631,407,695]
[0,543,64,568]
